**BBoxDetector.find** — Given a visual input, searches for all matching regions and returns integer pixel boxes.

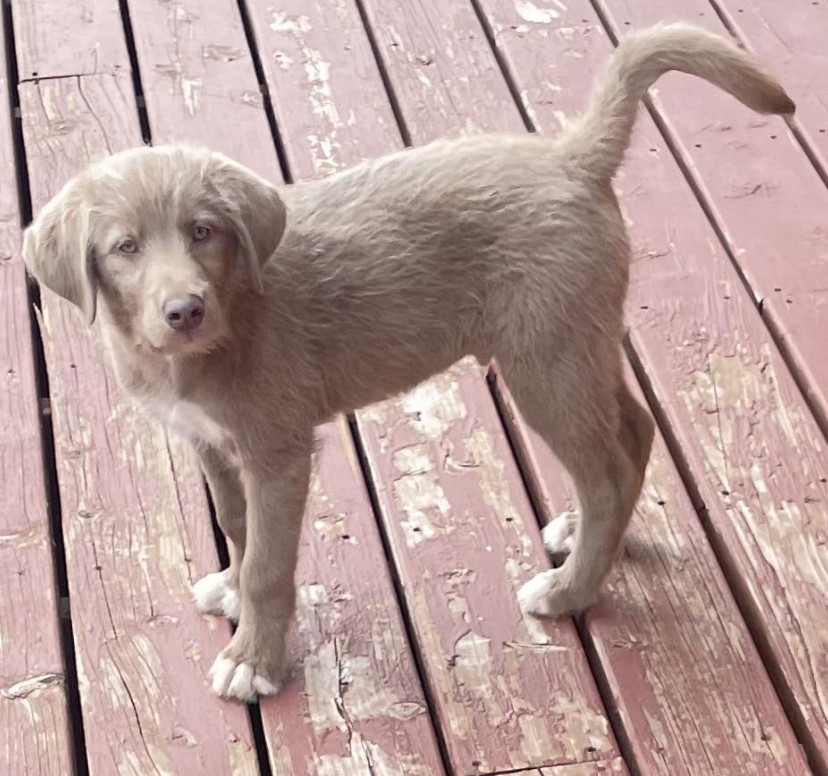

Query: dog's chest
[145,395,229,448]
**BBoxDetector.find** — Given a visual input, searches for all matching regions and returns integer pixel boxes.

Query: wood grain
[126,0,278,164]
[19,69,258,776]
[0,11,73,775]
[710,0,828,176]
[125,1,446,771]
[268,421,445,776]
[476,0,826,771]
[357,360,618,773]
[249,1,620,773]
[12,0,127,80]
[596,0,828,434]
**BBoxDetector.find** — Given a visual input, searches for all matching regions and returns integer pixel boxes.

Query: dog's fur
[23,23,793,701]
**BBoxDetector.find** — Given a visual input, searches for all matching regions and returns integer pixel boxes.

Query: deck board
[475,1,827,771]
[5,0,828,773]
[20,71,259,775]
[357,360,618,773]
[125,0,446,772]
[250,1,620,773]
[712,0,828,177]
[596,0,828,435]
[0,10,74,776]
[335,1,815,773]
[592,5,828,770]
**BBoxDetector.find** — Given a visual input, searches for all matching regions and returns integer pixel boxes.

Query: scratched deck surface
[0,1,826,775]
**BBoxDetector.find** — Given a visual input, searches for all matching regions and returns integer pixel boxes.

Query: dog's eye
[193,224,211,242]
[117,238,138,254]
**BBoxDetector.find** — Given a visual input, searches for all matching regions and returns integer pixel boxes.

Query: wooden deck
[1,0,827,774]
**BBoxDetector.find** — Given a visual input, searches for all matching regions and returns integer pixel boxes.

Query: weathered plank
[711,0,828,176]
[12,0,126,80]
[493,365,808,776]
[360,0,526,142]
[251,2,622,773]
[125,0,447,771]
[0,11,73,776]
[126,0,277,160]
[601,0,828,433]
[504,761,627,776]
[358,360,618,773]
[20,71,259,776]
[541,761,627,776]
[269,420,446,775]
[476,0,827,771]
[246,0,402,179]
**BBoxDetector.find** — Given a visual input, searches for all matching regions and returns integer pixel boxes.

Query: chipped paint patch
[1,673,63,699]
[401,374,467,439]
[515,0,560,24]
[269,11,311,33]
[273,51,294,69]
[392,444,452,545]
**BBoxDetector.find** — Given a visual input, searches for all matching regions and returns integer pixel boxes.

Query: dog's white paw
[209,655,281,702]
[542,510,578,558]
[518,568,592,619]
[192,570,241,622]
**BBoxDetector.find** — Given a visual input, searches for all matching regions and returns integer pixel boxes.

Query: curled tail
[565,22,795,181]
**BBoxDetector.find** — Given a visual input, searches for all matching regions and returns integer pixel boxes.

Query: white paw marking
[209,656,279,702]
[518,568,582,619]
[192,570,240,622]
[542,510,578,557]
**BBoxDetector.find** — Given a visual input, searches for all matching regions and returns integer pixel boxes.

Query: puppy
[23,23,793,701]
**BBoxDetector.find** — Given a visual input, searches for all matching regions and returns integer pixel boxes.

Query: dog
[23,23,793,702]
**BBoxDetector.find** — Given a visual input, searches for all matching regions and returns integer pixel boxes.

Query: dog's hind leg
[500,346,651,617]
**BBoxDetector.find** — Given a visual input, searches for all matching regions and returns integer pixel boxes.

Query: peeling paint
[392,444,452,546]
[515,0,560,24]
[269,11,311,33]
[1,673,63,699]
[401,373,467,439]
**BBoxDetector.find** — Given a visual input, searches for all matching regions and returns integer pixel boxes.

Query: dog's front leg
[192,445,246,622]
[208,442,311,702]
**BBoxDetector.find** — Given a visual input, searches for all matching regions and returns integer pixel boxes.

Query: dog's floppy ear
[23,181,97,325]
[207,155,287,294]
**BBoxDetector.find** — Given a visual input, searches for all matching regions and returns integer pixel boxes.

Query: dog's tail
[564,22,794,181]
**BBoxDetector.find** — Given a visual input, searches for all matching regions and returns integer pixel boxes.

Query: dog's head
[23,145,286,356]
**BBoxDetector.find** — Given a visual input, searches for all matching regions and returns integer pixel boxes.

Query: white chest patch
[146,398,229,447]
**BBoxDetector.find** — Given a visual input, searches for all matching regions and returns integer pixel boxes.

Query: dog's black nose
[164,295,205,331]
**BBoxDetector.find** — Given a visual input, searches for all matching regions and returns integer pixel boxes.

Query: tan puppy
[23,23,793,702]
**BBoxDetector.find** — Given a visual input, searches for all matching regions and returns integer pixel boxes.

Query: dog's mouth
[142,326,226,358]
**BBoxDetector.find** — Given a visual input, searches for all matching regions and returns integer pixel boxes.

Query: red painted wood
[711,0,828,176]
[246,0,401,180]
[269,421,446,775]
[12,0,127,80]
[359,0,525,142]
[599,0,828,434]
[357,361,619,773]
[249,1,620,773]
[0,13,73,776]
[126,1,446,771]
[20,72,259,775]
[126,0,278,171]
[541,761,627,776]
[476,1,827,771]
